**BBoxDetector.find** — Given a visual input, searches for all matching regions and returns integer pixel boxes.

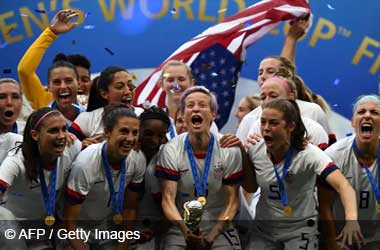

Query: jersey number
[359,191,370,209]
[268,184,281,200]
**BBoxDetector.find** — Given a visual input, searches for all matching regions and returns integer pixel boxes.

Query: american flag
[133,0,310,128]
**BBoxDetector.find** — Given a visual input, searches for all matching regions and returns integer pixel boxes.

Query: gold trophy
[183,199,205,233]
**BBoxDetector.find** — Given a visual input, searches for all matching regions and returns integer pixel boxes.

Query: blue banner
[0,0,379,121]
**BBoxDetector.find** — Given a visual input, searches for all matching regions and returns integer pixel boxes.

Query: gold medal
[113,213,123,224]
[197,196,206,206]
[376,203,380,214]
[283,205,292,217]
[45,215,55,226]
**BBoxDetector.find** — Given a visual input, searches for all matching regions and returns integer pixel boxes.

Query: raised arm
[17,9,79,109]
[280,18,310,63]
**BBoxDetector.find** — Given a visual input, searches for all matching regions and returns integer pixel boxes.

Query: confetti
[0,42,8,49]
[169,82,182,94]
[104,47,114,55]
[218,8,227,13]
[201,64,212,70]
[244,21,253,28]
[211,72,218,77]
[130,72,138,81]
[332,104,340,107]
[2,69,11,74]
[163,73,170,78]
[333,78,340,86]
[20,13,28,17]
[170,8,177,15]
[83,25,95,30]
[345,132,353,137]
[35,9,47,14]
[231,82,237,88]
[85,12,92,18]
[326,4,335,10]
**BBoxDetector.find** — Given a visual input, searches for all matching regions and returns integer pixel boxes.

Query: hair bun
[53,53,68,63]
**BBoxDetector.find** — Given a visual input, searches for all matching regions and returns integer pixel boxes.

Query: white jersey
[325,136,380,243]
[247,117,329,149]
[247,140,337,223]
[65,142,146,223]
[237,99,334,143]
[0,140,81,220]
[70,107,144,140]
[136,153,161,225]
[156,132,243,231]
[15,120,26,135]
[0,133,22,163]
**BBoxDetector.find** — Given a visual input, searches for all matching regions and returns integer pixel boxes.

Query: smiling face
[160,65,194,104]
[260,107,294,154]
[105,116,139,160]
[76,66,91,96]
[101,71,135,108]
[352,99,380,143]
[257,58,283,87]
[183,92,215,135]
[31,114,67,158]
[48,67,78,110]
[139,119,168,160]
[0,82,22,130]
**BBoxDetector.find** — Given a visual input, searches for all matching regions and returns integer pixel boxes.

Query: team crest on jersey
[213,162,224,179]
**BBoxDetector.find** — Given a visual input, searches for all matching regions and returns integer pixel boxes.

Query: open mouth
[53,140,66,151]
[4,110,14,118]
[58,92,71,99]
[121,97,132,107]
[77,89,84,95]
[360,123,373,136]
[120,141,133,151]
[263,135,273,145]
[191,115,203,125]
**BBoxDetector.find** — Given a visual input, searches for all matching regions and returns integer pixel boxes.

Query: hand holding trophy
[183,198,207,250]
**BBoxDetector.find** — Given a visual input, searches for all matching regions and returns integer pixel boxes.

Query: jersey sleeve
[222,147,243,185]
[69,112,91,141]
[0,154,22,193]
[155,142,181,181]
[65,156,93,204]
[127,151,146,193]
[308,145,338,180]
[17,28,55,109]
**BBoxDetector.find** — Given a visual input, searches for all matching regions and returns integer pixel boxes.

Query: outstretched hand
[336,220,364,250]
[219,134,242,148]
[50,9,79,35]
[288,18,310,40]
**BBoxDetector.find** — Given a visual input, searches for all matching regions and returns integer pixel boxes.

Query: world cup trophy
[183,199,205,250]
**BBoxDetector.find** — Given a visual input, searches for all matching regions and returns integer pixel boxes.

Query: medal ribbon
[169,121,176,139]
[352,140,380,204]
[12,123,18,134]
[272,146,294,207]
[185,133,214,197]
[102,143,127,214]
[39,160,57,217]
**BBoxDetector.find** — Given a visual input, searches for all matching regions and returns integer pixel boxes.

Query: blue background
[1,0,379,119]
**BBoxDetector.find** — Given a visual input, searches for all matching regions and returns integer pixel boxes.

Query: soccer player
[322,95,380,249]
[64,104,146,249]
[69,67,142,147]
[17,9,91,110]
[0,78,25,135]
[243,98,362,250]
[0,107,81,249]
[157,86,243,250]
[130,106,170,250]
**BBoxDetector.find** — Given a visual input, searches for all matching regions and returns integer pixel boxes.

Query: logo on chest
[213,162,224,180]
